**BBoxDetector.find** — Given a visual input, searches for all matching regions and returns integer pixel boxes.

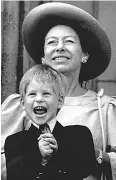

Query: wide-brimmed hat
[22,2,111,81]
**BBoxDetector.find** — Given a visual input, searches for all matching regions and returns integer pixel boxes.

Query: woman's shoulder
[97,89,116,107]
[80,89,116,108]
[2,93,21,111]
[86,89,116,102]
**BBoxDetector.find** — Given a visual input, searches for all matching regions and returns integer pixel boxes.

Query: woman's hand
[95,148,110,165]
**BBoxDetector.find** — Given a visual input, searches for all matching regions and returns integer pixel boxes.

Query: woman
[2,2,116,180]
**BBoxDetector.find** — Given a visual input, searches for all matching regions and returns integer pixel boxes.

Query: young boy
[4,64,96,180]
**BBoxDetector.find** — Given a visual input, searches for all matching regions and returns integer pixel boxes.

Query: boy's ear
[58,94,64,109]
[41,57,46,64]
[20,97,25,110]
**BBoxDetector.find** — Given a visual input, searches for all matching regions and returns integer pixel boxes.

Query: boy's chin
[35,119,48,126]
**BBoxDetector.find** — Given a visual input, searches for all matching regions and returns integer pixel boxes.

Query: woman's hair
[19,64,68,99]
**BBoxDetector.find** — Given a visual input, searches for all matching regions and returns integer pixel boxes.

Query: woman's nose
[55,41,65,52]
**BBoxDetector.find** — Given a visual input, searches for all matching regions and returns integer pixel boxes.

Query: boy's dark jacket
[5,122,96,180]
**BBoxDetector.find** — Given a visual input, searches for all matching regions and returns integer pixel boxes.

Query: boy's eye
[43,92,51,96]
[28,92,36,96]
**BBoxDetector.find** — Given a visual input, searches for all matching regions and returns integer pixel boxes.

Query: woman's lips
[52,56,70,61]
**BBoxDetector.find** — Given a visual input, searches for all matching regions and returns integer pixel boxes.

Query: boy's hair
[19,64,68,99]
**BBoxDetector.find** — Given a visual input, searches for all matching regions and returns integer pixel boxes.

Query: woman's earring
[81,54,89,63]
[41,57,46,64]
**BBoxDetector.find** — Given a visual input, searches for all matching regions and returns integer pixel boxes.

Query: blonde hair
[19,64,68,99]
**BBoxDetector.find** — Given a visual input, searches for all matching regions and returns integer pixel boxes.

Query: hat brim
[22,2,111,81]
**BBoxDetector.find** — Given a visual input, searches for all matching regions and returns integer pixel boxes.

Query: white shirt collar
[48,117,57,132]
[31,117,57,133]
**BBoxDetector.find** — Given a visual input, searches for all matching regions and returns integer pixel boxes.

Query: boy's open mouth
[34,106,47,115]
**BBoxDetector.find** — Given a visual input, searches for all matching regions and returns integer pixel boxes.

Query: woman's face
[43,25,84,74]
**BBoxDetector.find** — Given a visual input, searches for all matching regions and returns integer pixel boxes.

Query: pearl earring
[81,54,89,63]
[41,57,46,64]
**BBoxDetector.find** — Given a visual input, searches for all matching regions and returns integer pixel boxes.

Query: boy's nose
[35,94,44,102]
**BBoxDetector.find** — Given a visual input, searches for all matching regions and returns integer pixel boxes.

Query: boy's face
[21,78,63,126]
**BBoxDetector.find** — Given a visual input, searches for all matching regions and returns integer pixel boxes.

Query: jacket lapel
[52,121,64,143]
[28,124,41,139]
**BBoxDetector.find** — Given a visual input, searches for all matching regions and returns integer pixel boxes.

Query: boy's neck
[31,117,57,133]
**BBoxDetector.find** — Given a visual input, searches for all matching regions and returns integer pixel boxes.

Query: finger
[44,149,53,154]
[39,140,50,146]
[38,134,45,140]
[41,146,53,153]
[45,137,56,144]
[43,141,50,146]
[38,137,46,143]
[45,145,53,150]
[38,134,52,141]
[39,133,53,139]
[49,143,58,150]
[38,134,44,141]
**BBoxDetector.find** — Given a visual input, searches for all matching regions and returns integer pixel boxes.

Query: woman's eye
[46,40,57,45]
[65,39,74,43]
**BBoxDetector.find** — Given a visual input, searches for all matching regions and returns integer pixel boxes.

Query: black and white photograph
[1,1,116,180]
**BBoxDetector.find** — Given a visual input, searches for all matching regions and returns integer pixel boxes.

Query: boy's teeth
[34,106,47,115]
